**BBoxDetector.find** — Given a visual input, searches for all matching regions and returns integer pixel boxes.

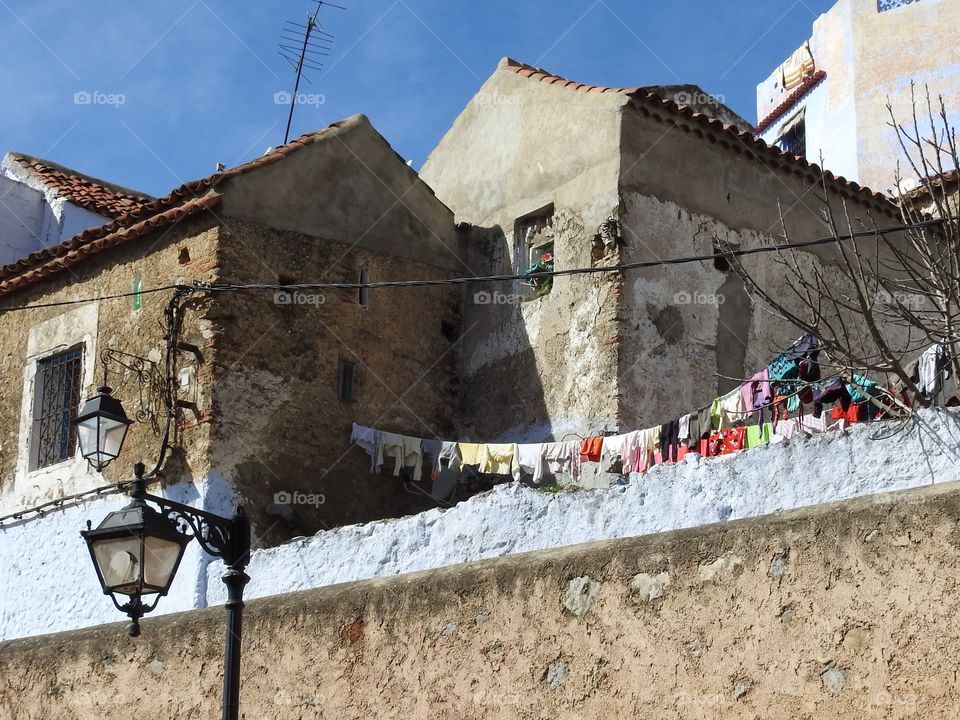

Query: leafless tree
[725,84,959,413]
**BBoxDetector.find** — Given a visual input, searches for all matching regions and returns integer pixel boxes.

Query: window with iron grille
[777,111,807,158]
[878,0,920,12]
[31,346,84,469]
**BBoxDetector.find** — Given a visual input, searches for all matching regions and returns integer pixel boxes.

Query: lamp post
[76,390,251,720]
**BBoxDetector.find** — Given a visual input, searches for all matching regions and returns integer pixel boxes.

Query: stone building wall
[206,218,462,545]
[421,61,629,441]
[3,479,960,719]
[0,215,221,515]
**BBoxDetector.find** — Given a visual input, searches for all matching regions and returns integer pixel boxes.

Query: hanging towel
[350,423,382,473]
[745,422,774,448]
[678,413,692,442]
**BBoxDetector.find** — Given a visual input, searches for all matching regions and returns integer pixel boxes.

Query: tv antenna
[279,0,345,144]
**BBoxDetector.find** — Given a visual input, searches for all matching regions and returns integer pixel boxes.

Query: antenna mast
[279,0,344,145]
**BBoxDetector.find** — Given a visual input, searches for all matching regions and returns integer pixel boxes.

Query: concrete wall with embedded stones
[3,480,960,719]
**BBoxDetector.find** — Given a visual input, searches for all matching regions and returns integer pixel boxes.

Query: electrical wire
[0,217,955,314]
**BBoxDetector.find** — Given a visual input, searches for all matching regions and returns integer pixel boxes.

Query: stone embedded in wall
[563,576,602,617]
[697,553,744,583]
[768,549,790,578]
[628,571,671,603]
[821,666,847,694]
[544,660,568,691]
[842,627,871,654]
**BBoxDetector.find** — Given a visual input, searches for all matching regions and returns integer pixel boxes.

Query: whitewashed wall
[2,410,958,640]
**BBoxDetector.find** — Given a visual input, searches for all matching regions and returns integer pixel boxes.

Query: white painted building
[0,152,152,267]
[756,0,960,195]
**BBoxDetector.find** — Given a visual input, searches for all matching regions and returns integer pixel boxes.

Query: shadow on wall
[457,224,552,443]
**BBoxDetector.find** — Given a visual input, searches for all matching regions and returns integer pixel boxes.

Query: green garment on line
[746,422,775,448]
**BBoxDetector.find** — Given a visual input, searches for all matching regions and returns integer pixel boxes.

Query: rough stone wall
[4,480,960,719]
[0,216,220,512]
[207,218,461,545]
[421,62,625,440]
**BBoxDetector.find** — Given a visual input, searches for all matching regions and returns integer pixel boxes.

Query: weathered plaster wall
[5,476,960,719]
[207,218,461,545]
[220,114,464,273]
[421,60,626,440]
[0,216,221,514]
[617,106,906,426]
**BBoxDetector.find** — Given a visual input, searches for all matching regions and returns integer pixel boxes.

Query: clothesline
[350,336,956,489]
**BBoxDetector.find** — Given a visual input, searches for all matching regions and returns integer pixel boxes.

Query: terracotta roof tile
[0,119,349,298]
[499,59,895,214]
[7,154,154,219]
[754,70,827,134]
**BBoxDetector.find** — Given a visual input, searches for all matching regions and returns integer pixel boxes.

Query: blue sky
[0,0,837,198]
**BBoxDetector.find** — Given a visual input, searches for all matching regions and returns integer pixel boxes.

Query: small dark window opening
[359,266,370,307]
[32,346,84,469]
[338,358,355,402]
[777,113,806,158]
[178,247,191,264]
[712,241,731,272]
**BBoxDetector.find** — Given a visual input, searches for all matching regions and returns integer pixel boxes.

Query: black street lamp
[77,389,251,720]
[75,385,133,472]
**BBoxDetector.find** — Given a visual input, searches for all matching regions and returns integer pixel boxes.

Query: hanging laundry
[479,443,522,481]
[378,433,424,482]
[918,344,951,397]
[711,387,748,429]
[798,413,829,434]
[632,427,660,472]
[437,442,462,473]
[539,441,582,483]
[458,443,485,467]
[579,437,604,463]
[810,378,851,417]
[350,423,382,472]
[745,422,774,448]
[846,374,881,404]
[708,427,747,456]
[678,413,692,443]
[741,368,772,412]
[659,420,683,463]
[785,334,820,360]
[421,439,442,480]
[601,431,641,474]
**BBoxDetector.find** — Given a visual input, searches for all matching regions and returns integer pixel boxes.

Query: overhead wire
[0,217,955,314]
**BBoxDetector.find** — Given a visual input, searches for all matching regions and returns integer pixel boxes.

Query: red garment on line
[579,437,603,462]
